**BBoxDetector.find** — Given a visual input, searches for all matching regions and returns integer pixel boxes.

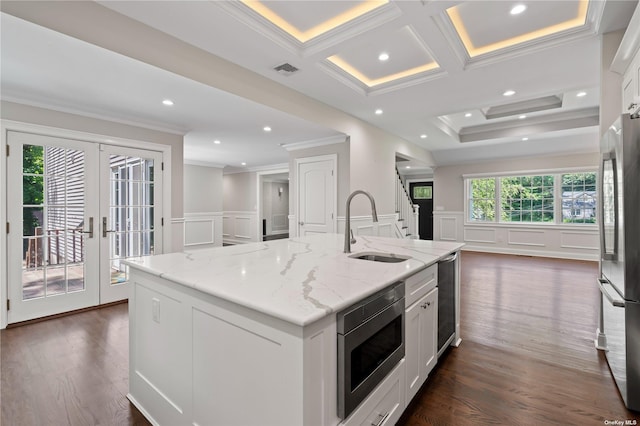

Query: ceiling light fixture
[519,115,527,119]
[214,140,221,144]
[465,113,472,117]
[162,99,174,106]
[510,4,527,15]
[241,162,247,166]
[375,109,383,115]
[503,90,516,97]
[263,126,272,132]
[406,166,411,169]
[576,91,587,97]
[522,137,529,141]
[420,134,428,139]
[378,52,390,61]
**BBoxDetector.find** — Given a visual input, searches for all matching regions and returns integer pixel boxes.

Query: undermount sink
[349,252,411,263]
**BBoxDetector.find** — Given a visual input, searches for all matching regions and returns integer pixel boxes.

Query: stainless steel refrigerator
[598,113,640,412]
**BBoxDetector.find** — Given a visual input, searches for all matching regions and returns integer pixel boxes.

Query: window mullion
[554,174,560,224]
[495,177,501,223]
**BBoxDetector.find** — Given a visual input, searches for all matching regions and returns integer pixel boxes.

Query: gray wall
[433,152,599,212]
[223,171,257,212]
[184,164,223,213]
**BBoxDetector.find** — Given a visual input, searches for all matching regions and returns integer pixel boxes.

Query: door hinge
[331,213,334,219]
[6,145,9,157]
[6,299,10,311]
[161,217,164,226]
[161,162,164,171]
[331,170,334,176]
[6,222,9,234]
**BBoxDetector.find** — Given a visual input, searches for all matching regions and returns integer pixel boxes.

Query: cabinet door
[404,288,438,405]
[405,296,424,404]
[421,288,438,377]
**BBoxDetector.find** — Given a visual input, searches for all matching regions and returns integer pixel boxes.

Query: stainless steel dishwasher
[437,252,457,357]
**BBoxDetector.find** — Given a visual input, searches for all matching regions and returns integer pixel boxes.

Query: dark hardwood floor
[399,251,636,425]
[1,252,636,425]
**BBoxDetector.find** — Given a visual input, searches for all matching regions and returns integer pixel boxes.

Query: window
[466,171,597,225]
[413,186,432,200]
[561,173,596,224]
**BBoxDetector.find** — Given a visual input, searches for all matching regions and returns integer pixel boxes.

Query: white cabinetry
[405,287,438,404]
[340,360,405,426]
[403,263,438,405]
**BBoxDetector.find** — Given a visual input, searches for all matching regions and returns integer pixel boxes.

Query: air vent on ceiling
[274,63,299,76]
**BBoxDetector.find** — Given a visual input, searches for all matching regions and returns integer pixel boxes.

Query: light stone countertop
[125,234,464,326]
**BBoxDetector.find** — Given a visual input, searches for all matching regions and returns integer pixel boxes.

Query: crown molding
[1,95,186,135]
[224,163,290,174]
[610,3,640,74]
[184,159,226,168]
[280,135,348,151]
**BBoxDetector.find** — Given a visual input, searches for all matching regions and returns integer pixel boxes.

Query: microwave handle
[599,152,619,261]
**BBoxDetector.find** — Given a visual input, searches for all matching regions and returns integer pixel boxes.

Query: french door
[99,145,162,303]
[6,132,163,323]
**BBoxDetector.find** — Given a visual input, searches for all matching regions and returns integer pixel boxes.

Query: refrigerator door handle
[600,152,619,261]
[598,278,625,308]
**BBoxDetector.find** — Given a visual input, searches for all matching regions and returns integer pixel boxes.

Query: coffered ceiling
[2,0,638,170]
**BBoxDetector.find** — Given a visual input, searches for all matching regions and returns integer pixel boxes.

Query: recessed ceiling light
[465,113,472,118]
[510,4,527,15]
[162,99,174,106]
[576,91,587,97]
[519,115,527,119]
[213,140,221,144]
[420,134,428,139]
[241,162,247,166]
[503,90,516,96]
[406,166,411,169]
[263,126,272,132]
[375,109,383,115]
[378,52,389,61]
[522,137,529,141]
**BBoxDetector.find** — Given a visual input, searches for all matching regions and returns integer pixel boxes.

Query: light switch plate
[152,298,160,323]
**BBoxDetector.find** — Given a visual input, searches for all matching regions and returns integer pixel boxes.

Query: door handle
[78,217,94,238]
[102,217,116,238]
[299,221,304,226]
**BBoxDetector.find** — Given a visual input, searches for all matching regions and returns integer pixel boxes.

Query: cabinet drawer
[405,263,437,308]
[340,360,405,426]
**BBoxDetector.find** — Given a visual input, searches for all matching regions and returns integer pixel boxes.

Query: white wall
[183,164,223,248]
[433,152,600,260]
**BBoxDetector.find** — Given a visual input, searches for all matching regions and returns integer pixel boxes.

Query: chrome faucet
[344,190,378,253]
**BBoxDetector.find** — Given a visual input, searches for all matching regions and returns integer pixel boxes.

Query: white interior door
[297,157,335,236]
[6,132,99,323]
[99,145,163,303]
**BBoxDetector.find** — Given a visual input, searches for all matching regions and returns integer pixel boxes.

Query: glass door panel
[99,146,162,303]
[7,132,99,323]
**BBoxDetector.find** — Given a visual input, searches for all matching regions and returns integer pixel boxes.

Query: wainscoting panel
[436,212,597,260]
[560,231,599,250]
[336,214,402,239]
[464,227,496,244]
[223,212,257,245]
[184,213,223,248]
[433,212,464,242]
[508,229,545,247]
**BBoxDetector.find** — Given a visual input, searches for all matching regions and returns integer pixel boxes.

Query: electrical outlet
[152,298,160,323]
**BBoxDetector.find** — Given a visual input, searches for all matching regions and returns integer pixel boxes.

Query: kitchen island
[126,234,463,426]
